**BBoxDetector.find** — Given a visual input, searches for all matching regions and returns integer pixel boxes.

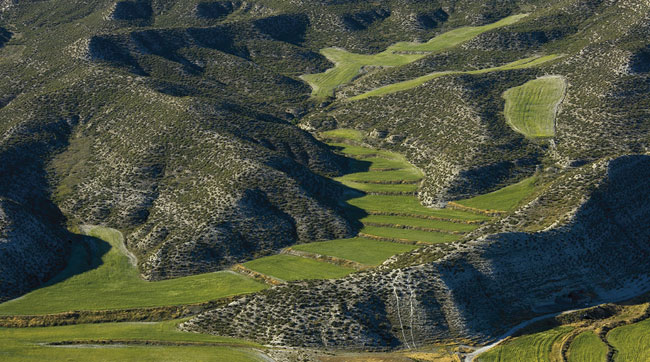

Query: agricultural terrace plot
[0,226,266,315]
[455,176,538,212]
[339,180,419,193]
[320,128,364,141]
[0,320,264,362]
[338,169,423,182]
[243,255,355,281]
[608,318,650,362]
[477,326,573,362]
[361,226,462,244]
[567,331,608,362]
[290,238,418,266]
[351,54,562,100]
[347,194,491,221]
[301,14,528,99]
[328,142,397,158]
[360,214,479,232]
[503,75,567,138]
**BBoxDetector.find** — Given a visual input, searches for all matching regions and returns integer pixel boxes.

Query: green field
[0,320,262,361]
[478,326,572,362]
[339,179,419,193]
[567,331,608,362]
[338,169,423,182]
[351,55,562,100]
[243,254,355,281]
[456,176,538,212]
[608,318,650,361]
[361,225,462,244]
[301,14,528,99]
[503,75,567,138]
[347,194,491,221]
[0,227,266,315]
[360,214,479,232]
[320,128,365,141]
[291,238,418,265]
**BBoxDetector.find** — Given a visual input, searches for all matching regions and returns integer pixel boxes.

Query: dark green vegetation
[503,75,567,138]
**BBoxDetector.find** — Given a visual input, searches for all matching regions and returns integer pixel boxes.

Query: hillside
[0,0,648,361]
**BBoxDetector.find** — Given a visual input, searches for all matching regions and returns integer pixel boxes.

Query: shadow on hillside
[40,235,111,287]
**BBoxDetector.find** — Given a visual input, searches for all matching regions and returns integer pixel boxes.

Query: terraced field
[608,318,650,361]
[503,75,567,138]
[567,331,608,362]
[477,326,573,362]
[301,14,528,99]
[351,54,562,100]
[0,320,263,362]
[0,226,267,315]
[0,128,540,360]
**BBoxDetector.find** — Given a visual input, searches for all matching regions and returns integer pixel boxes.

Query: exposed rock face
[182,155,650,348]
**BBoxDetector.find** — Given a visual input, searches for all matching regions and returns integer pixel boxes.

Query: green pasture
[0,320,264,361]
[338,179,418,193]
[567,331,607,362]
[478,326,573,362]
[351,54,562,100]
[302,14,529,99]
[347,194,491,221]
[360,214,479,232]
[291,238,418,265]
[243,254,354,281]
[608,318,650,362]
[456,176,538,212]
[361,226,462,244]
[320,128,364,141]
[503,75,567,138]
[0,227,266,315]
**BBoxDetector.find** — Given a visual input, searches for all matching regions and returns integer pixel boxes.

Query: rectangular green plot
[347,195,491,221]
[503,75,567,138]
[456,176,538,212]
[361,226,461,243]
[360,214,479,232]
[339,179,418,193]
[0,227,267,315]
[243,255,354,281]
[567,331,608,362]
[363,157,413,171]
[479,326,573,361]
[291,238,419,265]
[607,318,650,362]
[320,128,364,141]
[338,169,422,183]
[328,143,398,158]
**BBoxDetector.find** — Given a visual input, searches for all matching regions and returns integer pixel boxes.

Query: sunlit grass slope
[0,227,266,315]
[302,14,529,99]
[351,55,562,100]
[503,75,567,138]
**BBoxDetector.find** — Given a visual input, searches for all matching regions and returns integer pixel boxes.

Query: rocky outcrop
[182,155,650,348]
